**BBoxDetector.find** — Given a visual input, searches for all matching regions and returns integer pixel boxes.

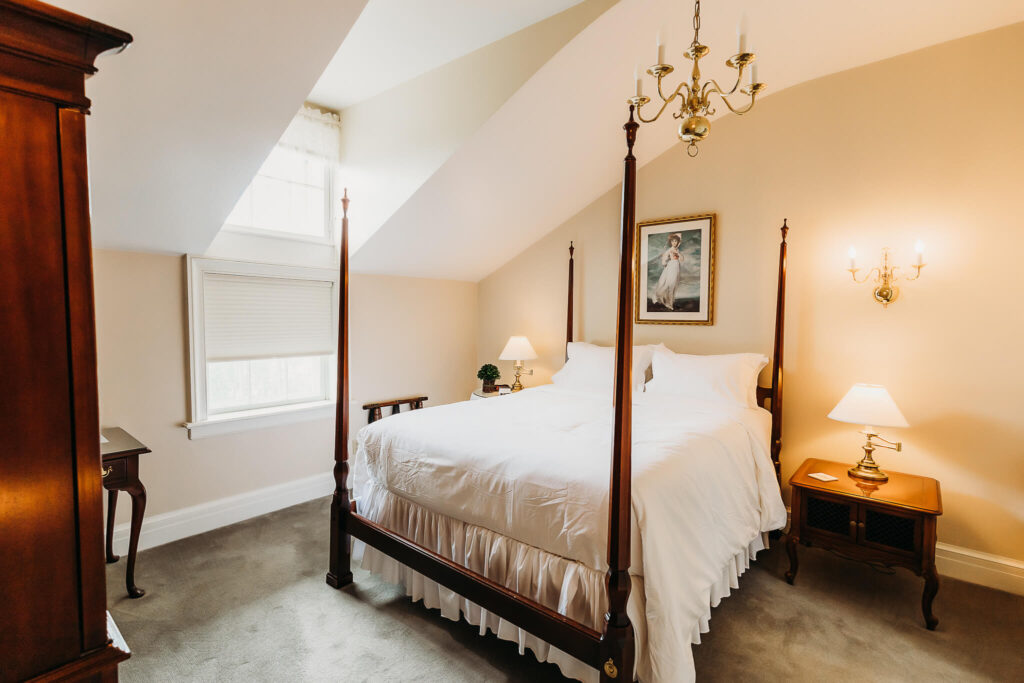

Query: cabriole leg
[125,482,146,598]
[922,564,939,630]
[105,489,119,563]
[785,534,799,585]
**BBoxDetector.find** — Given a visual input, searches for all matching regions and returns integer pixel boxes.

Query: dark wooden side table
[101,427,151,599]
[786,458,942,629]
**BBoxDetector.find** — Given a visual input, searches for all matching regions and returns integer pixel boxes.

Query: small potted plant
[477,364,501,393]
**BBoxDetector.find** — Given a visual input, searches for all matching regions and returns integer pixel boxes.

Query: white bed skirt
[354,479,767,682]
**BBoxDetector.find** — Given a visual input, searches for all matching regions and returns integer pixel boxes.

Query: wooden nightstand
[786,458,943,630]
[102,427,152,599]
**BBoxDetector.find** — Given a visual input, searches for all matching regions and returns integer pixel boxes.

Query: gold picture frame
[634,213,716,325]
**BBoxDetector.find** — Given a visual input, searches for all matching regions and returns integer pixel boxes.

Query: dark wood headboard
[564,220,789,485]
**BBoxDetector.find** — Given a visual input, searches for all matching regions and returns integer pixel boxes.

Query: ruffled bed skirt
[354,479,767,682]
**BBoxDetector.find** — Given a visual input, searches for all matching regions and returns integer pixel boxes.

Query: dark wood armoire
[0,1,132,681]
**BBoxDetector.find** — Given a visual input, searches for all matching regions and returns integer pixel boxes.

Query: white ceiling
[352,0,1024,281]
[308,0,582,110]
[46,0,367,254]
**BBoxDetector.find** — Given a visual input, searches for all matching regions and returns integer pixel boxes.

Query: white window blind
[203,273,335,362]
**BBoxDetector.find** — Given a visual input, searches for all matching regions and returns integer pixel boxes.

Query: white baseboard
[936,542,1024,597]
[110,471,334,556]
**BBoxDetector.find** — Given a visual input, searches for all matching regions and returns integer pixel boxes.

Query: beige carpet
[105,497,1023,682]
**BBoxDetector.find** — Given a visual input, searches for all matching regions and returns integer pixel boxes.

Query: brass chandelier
[629,0,765,156]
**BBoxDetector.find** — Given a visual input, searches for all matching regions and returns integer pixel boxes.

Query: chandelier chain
[692,0,701,47]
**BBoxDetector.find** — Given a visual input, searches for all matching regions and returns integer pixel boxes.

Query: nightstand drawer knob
[858,521,865,528]
[849,520,856,527]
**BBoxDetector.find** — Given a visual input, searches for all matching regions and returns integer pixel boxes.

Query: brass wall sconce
[847,241,926,307]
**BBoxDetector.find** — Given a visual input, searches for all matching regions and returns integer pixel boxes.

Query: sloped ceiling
[352,0,1024,281]
[309,0,582,110]
[47,0,367,254]
[334,0,617,253]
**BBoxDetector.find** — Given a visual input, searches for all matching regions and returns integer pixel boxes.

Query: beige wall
[338,0,616,250]
[478,24,1024,561]
[94,250,477,525]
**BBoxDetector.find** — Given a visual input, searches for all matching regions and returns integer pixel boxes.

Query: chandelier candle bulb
[737,28,746,55]
[657,30,665,64]
[915,240,925,265]
[848,246,857,270]
[635,65,642,97]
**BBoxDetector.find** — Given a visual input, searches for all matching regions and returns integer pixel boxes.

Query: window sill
[184,400,335,440]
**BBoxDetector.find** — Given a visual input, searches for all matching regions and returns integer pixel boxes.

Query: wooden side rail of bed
[327,108,790,682]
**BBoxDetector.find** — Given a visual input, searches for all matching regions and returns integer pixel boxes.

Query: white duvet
[353,385,787,682]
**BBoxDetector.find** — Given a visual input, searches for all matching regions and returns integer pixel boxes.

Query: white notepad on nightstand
[808,472,838,482]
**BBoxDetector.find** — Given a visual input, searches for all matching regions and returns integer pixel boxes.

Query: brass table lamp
[827,384,909,483]
[499,336,537,392]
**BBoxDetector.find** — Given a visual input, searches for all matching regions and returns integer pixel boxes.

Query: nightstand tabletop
[101,427,151,459]
[791,458,942,515]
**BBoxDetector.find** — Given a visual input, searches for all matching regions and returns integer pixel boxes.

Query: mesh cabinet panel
[806,497,852,535]
[864,508,916,552]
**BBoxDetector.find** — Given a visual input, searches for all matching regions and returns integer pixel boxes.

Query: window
[223,106,342,244]
[185,257,338,439]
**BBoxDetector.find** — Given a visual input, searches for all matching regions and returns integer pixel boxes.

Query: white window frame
[221,146,339,246]
[184,255,339,439]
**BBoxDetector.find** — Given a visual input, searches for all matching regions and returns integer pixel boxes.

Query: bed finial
[624,105,638,155]
[341,188,349,218]
[569,240,574,257]
[781,218,788,241]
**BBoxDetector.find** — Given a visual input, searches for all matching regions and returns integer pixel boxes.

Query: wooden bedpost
[327,189,353,589]
[600,107,638,683]
[769,220,788,485]
[566,241,574,361]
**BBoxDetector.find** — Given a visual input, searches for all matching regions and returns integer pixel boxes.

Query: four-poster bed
[327,107,790,682]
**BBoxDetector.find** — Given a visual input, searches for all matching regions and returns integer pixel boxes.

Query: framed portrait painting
[634,213,715,325]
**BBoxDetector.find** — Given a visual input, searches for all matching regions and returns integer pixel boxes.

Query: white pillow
[551,342,655,393]
[645,348,769,407]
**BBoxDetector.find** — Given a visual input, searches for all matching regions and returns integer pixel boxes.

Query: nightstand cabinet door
[802,492,857,542]
[858,504,921,559]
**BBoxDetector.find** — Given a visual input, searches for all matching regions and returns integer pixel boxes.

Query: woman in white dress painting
[653,232,684,310]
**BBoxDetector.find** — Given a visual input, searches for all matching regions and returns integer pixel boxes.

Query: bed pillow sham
[551,342,655,393]
[645,347,769,408]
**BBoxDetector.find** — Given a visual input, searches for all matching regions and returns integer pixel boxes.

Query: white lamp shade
[499,335,537,361]
[828,384,909,428]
